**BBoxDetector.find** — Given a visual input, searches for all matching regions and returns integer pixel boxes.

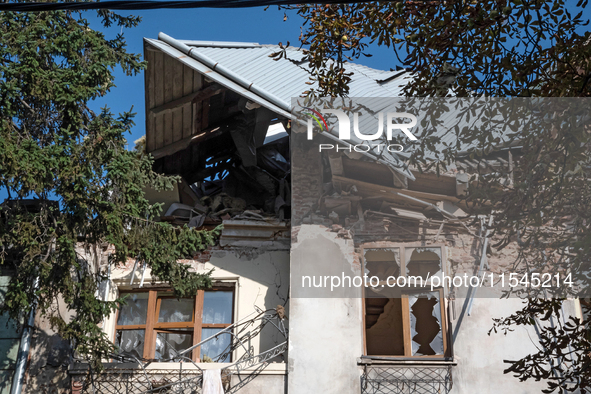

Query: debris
[164,202,202,218]
[331,224,343,232]
[337,229,350,238]
[276,304,286,319]
[328,155,344,175]
[188,214,206,228]
[233,210,265,221]
[325,197,351,217]
[328,211,339,224]
[179,178,200,206]
[143,118,291,228]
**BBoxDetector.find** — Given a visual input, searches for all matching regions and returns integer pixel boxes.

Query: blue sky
[87,7,401,147]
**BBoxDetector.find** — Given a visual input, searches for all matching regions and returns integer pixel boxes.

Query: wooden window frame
[361,243,451,359]
[115,286,234,362]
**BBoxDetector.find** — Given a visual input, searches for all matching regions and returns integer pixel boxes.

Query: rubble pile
[156,132,291,229]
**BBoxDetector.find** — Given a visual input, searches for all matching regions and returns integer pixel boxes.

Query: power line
[0,0,376,12]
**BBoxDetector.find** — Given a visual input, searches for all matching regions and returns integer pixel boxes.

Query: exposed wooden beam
[150,84,223,116]
[332,175,462,205]
[201,97,210,131]
[149,125,223,160]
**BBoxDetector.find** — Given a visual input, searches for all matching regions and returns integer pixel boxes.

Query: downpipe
[10,277,39,394]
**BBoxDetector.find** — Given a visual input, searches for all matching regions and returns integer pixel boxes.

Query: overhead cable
[0,0,383,12]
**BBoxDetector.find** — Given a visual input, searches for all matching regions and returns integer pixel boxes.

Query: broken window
[115,286,234,362]
[408,291,445,356]
[365,298,405,356]
[363,246,449,357]
[405,247,444,287]
[363,248,401,282]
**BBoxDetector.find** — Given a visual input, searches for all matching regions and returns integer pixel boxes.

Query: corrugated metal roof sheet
[178,39,410,103]
[145,37,292,118]
[145,35,517,180]
[148,34,417,179]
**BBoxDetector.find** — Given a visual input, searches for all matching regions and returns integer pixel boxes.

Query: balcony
[70,307,287,394]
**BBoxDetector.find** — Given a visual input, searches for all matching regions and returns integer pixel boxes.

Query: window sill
[358,356,456,366]
[69,361,287,375]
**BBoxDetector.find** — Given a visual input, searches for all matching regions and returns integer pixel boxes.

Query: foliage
[281,0,591,392]
[490,299,591,393]
[0,6,218,367]
[281,0,590,98]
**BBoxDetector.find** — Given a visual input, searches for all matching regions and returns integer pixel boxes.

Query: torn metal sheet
[466,215,494,316]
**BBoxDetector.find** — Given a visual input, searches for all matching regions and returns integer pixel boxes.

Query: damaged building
[5,32,585,394]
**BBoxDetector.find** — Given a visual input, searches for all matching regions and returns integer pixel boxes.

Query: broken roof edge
[145,37,291,121]
[177,39,408,84]
[152,33,411,115]
[148,33,415,180]
[158,32,291,114]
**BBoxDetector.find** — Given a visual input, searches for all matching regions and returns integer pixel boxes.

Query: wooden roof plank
[332,175,462,204]
[172,59,184,143]
[182,64,194,139]
[153,51,165,150]
[144,48,155,153]
[163,55,174,147]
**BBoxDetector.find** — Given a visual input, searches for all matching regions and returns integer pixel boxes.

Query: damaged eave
[143,36,292,227]
[219,219,290,249]
[332,175,462,206]
[144,36,291,126]
[317,128,415,181]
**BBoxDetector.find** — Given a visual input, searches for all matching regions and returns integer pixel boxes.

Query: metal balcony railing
[72,306,288,394]
[361,364,453,394]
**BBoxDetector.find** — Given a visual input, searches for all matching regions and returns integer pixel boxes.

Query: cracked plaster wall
[288,224,363,394]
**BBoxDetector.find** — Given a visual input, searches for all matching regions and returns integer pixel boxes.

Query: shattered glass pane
[202,291,233,324]
[405,248,442,282]
[201,328,232,362]
[158,298,194,323]
[364,248,401,281]
[155,330,193,360]
[117,293,149,325]
[408,292,444,356]
[115,330,145,358]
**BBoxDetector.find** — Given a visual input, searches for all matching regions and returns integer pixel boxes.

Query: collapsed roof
[142,33,417,227]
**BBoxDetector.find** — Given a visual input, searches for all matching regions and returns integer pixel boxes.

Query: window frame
[114,285,235,362]
[361,243,451,359]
